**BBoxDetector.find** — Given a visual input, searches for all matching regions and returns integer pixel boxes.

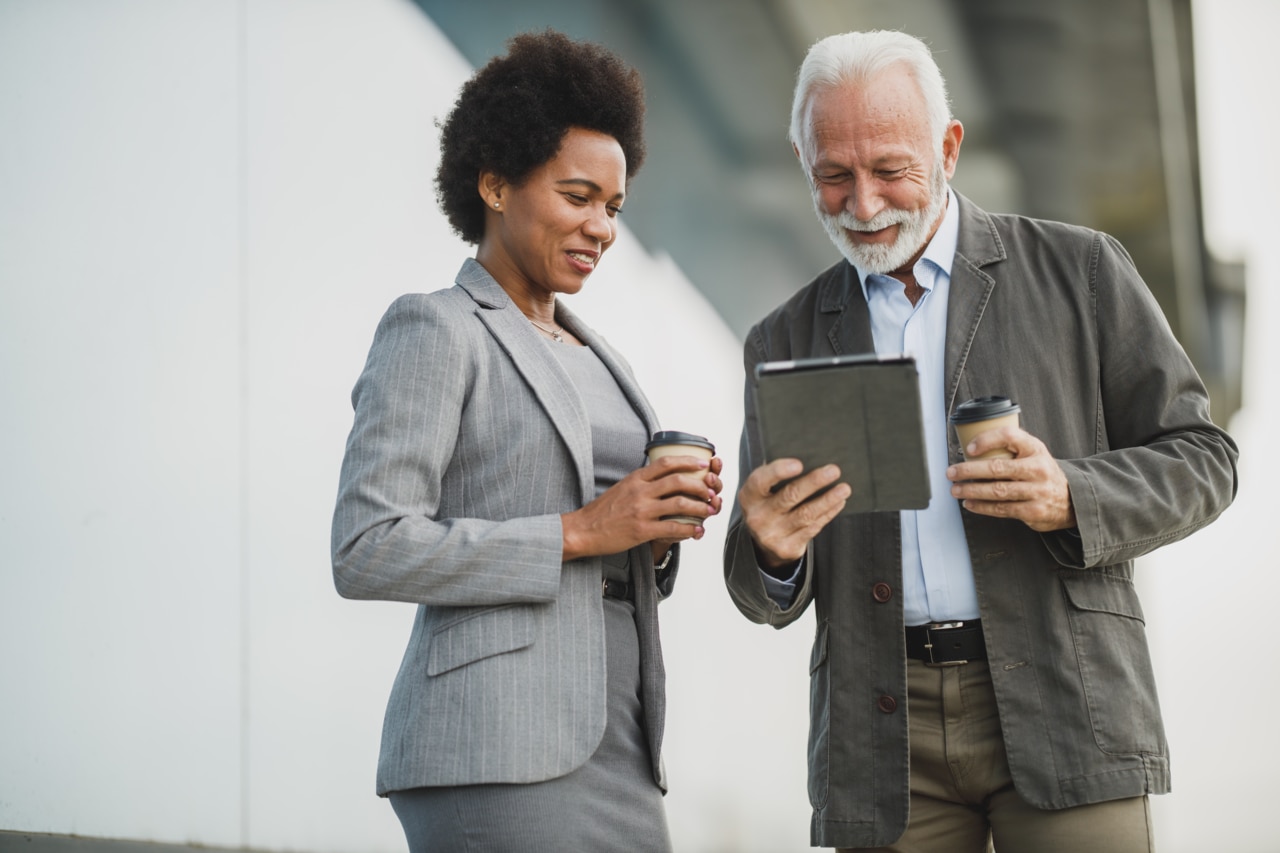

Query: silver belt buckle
[924,620,968,667]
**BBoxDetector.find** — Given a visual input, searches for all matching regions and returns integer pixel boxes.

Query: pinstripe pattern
[333,259,673,794]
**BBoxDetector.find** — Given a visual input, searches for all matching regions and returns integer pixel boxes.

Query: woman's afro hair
[435,29,647,245]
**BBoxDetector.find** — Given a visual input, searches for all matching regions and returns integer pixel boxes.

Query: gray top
[550,341,648,583]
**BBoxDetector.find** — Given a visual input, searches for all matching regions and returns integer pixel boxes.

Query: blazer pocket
[426,605,536,676]
[1060,573,1164,755]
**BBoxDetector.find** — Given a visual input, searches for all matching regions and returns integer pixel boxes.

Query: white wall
[2,2,1275,852]
[1,0,246,843]
[0,2,812,851]
[1142,3,1280,852]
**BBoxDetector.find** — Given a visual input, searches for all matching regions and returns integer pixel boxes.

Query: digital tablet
[754,353,930,515]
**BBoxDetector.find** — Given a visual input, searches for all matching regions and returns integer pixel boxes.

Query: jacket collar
[943,193,1006,416]
[952,191,1006,268]
[454,258,658,498]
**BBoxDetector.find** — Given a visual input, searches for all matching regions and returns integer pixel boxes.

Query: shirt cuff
[760,557,804,608]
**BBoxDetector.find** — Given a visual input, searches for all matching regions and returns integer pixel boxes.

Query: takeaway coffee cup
[645,431,716,524]
[950,396,1021,460]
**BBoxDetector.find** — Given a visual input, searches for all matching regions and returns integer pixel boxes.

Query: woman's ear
[479,171,505,211]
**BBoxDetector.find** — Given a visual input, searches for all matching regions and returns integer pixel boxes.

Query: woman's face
[479,128,626,302]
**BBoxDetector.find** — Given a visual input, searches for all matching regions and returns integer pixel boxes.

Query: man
[723,30,1238,852]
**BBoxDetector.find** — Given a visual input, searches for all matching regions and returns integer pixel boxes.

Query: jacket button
[877,694,898,714]
[872,582,893,603]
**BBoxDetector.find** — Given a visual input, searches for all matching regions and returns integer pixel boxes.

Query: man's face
[801,65,961,275]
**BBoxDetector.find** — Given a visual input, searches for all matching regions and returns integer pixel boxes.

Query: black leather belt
[602,578,632,601]
[905,619,986,666]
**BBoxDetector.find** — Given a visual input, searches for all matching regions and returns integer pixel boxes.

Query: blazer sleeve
[1044,233,1239,567]
[330,294,565,606]
[723,325,816,628]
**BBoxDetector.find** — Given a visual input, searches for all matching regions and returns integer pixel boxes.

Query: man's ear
[941,120,964,180]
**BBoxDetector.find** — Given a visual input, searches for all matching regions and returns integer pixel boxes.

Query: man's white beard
[814,163,948,275]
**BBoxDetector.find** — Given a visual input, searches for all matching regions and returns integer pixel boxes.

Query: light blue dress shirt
[762,189,980,625]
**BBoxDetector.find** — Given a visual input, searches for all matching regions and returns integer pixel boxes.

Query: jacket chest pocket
[426,605,536,676]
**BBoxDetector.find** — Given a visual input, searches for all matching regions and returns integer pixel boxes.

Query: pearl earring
[493,202,500,209]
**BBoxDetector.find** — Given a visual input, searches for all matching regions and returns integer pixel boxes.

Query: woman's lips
[565,251,597,274]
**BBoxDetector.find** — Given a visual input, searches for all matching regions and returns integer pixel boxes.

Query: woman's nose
[583,206,614,243]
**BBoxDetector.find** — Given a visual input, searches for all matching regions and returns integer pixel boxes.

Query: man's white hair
[789,30,952,172]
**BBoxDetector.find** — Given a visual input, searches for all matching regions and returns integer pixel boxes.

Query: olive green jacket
[723,194,1238,848]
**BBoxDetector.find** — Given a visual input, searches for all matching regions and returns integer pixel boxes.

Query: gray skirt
[389,596,672,853]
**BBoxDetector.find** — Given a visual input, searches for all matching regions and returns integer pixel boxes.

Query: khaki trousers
[840,658,1155,853]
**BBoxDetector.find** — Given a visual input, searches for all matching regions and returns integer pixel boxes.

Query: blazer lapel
[455,260,595,500]
[944,194,1007,416]
[827,262,876,356]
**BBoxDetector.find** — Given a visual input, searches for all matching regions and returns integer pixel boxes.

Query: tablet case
[754,354,931,515]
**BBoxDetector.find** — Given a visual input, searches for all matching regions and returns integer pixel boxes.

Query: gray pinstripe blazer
[332,258,675,796]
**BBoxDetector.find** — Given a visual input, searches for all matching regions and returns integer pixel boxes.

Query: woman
[331,30,723,852]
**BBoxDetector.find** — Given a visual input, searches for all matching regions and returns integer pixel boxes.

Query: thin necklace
[528,317,565,343]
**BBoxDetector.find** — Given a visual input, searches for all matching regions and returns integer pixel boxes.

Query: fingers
[564,489,699,562]
[740,460,849,568]
[646,455,725,505]
[653,518,709,542]
[706,456,725,496]
[655,490,722,524]
[946,431,1076,531]
[743,458,798,494]
[742,459,843,513]
[947,426,1043,483]
[643,453,713,479]
[613,460,723,536]
[957,423,1027,462]
[646,454,725,496]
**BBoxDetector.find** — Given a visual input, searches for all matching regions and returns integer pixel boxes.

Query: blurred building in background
[423,0,1245,422]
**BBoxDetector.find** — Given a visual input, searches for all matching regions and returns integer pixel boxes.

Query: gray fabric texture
[550,341,647,587]
[332,259,677,796]
[548,340,649,500]
[388,596,671,853]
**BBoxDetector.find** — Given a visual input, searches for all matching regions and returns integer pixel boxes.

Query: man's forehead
[808,109,924,152]
[810,68,923,118]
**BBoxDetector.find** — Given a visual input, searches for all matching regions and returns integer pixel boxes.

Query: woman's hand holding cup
[561,431,722,561]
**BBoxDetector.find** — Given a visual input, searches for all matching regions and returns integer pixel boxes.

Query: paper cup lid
[645,430,715,454]
[949,396,1021,424]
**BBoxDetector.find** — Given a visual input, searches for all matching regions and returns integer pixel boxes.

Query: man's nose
[848,182,885,223]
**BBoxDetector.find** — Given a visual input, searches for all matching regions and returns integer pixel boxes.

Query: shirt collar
[856,187,960,300]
